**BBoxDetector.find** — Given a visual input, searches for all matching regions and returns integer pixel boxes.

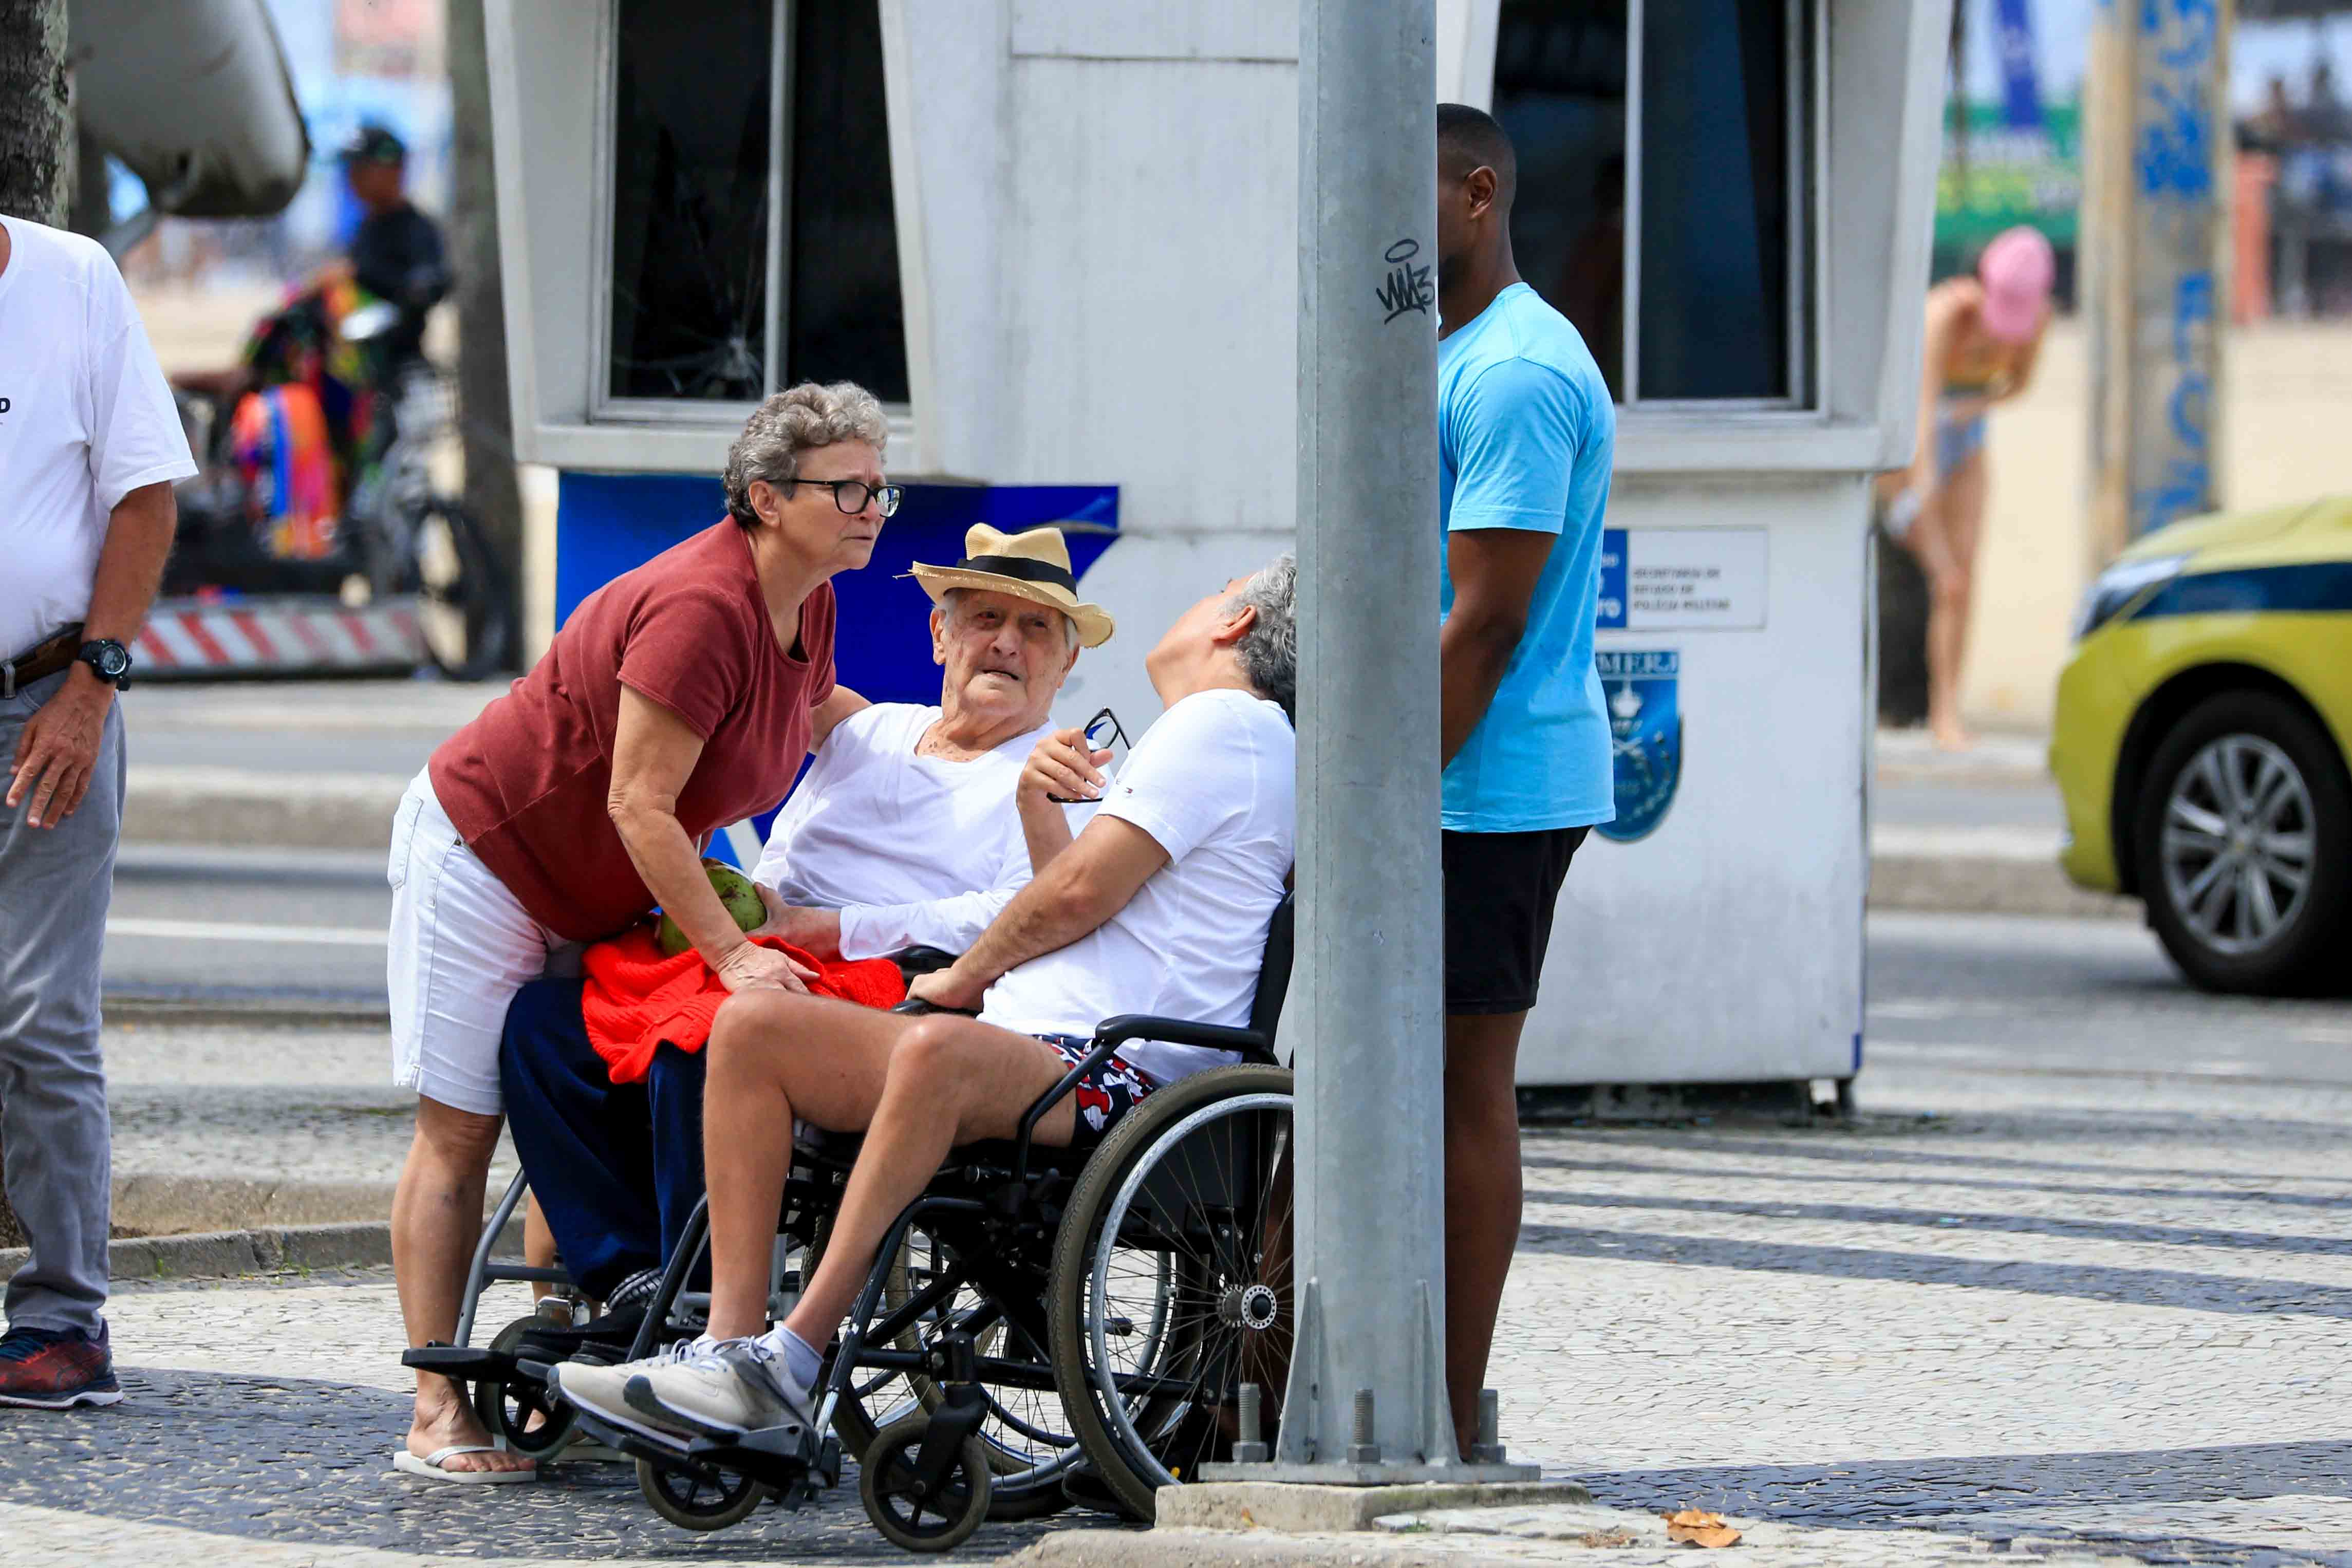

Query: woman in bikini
[1879,226,2055,751]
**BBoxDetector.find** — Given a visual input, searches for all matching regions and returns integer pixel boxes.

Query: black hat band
[953,555,1076,593]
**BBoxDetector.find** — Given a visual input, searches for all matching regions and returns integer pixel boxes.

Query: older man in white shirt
[492,528,1117,1401]
[0,214,196,1410]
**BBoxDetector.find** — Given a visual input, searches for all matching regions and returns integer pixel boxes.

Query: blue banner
[1992,0,2044,131]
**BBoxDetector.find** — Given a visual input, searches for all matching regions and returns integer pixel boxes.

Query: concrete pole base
[1161,1479,1586,1533]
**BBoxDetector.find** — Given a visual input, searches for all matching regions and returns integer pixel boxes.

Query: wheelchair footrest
[401,1345,517,1382]
[570,1407,825,1500]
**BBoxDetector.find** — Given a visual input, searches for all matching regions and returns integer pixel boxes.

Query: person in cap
[386,382,888,1480]
[340,123,449,371]
[552,555,1298,1456]
[498,526,1112,1310]
[1877,225,2056,751]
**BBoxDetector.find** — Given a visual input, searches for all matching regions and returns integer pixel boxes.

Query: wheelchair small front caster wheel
[637,1455,771,1531]
[474,1315,574,1458]
[861,1413,992,1552]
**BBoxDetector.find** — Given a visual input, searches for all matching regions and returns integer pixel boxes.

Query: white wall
[486,0,1952,1086]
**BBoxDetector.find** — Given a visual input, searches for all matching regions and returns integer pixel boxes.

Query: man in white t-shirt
[555,556,1297,1448]
[501,527,1117,1317]
[0,215,196,1410]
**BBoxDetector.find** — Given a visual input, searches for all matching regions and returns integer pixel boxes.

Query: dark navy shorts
[1034,1034,1156,1151]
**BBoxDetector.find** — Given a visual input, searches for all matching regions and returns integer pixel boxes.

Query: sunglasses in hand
[1047,706,1130,803]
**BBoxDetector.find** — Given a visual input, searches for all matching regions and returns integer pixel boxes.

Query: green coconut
[655,858,768,959]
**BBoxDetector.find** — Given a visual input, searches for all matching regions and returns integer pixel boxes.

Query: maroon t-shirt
[430,520,836,943]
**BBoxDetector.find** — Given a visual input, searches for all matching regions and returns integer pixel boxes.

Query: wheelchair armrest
[891,997,980,1018]
[1091,1013,1270,1059]
[891,945,960,981]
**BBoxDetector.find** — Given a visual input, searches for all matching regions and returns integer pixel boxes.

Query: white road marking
[105,917,388,947]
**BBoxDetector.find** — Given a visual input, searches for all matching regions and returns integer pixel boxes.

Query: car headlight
[2071,553,2189,641]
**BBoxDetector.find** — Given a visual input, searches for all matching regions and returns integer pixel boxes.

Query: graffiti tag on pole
[1376,238,1434,323]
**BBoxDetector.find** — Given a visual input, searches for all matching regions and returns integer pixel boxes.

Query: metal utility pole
[2082,0,2233,565]
[1208,0,1530,1484]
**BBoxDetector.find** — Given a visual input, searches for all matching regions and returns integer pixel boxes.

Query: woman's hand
[1019,727,1112,807]
[712,939,816,995]
[750,882,843,960]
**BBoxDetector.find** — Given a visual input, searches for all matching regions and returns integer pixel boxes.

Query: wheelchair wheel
[860,1413,992,1553]
[472,1315,575,1458]
[810,1216,1077,1520]
[636,1455,771,1531]
[406,496,513,681]
[1049,1065,1294,1521]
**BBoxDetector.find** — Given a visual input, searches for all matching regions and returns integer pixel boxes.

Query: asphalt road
[103,846,392,1005]
[98,851,2349,1092]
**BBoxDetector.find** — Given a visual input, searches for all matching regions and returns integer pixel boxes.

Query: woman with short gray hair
[381,381,895,1481]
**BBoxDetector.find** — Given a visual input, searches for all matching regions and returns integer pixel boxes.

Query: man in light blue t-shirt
[1431,103,1615,1457]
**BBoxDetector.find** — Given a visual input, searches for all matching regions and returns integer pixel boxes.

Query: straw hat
[909,525,1115,648]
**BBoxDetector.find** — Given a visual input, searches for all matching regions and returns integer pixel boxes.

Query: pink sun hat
[1977,226,2055,343]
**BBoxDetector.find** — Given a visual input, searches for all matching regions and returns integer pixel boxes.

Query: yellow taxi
[2050,498,2352,993]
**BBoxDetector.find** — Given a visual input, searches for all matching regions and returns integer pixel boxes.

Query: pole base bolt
[1347,1387,1381,1464]
[1470,1387,1506,1464]
[1235,1382,1271,1463]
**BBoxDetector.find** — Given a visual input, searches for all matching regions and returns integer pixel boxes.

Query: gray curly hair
[1227,554,1298,718]
[723,381,890,526]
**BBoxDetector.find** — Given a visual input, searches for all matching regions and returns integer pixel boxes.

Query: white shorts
[386,770,578,1117]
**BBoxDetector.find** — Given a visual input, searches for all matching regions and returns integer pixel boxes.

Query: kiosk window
[1492,0,1809,406]
[605,0,909,407]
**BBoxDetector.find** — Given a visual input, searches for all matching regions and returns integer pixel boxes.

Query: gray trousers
[0,669,122,1335]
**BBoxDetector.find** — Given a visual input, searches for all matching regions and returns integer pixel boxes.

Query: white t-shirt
[0,216,196,656]
[753,703,1070,961]
[981,688,1296,1086]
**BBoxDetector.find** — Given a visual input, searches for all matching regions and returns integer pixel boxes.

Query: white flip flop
[391,1444,537,1484]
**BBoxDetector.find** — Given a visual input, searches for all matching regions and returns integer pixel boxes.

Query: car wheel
[2134,689,2351,994]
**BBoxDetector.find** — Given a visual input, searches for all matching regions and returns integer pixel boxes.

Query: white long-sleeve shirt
[752,703,1086,961]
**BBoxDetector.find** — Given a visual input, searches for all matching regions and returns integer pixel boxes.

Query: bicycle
[169,297,514,682]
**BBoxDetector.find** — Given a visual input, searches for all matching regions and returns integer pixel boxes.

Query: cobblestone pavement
[6,914,2348,1564]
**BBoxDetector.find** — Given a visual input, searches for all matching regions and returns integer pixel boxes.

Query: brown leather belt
[2,625,83,701]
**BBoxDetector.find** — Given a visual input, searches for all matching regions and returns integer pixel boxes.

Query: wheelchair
[409,898,1295,1552]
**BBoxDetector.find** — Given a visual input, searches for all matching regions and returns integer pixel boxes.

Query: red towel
[580,926,907,1084]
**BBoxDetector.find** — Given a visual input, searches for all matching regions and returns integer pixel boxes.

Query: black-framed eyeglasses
[1048,706,1130,803]
[786,477,904,518]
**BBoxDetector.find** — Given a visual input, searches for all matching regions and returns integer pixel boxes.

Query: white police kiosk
[485,1,1951,1098]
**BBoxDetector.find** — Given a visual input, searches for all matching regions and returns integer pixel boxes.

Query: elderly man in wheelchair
[489,526,1114,1340]
[549,555,1297,1543]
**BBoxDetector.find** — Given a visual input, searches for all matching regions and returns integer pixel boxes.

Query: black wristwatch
[77,639,133,691]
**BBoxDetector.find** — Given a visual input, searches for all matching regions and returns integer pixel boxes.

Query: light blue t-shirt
[1439,282,1616,833]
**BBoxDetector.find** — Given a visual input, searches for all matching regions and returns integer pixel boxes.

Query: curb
[1868,826,2138,920]
[0,1217,521,1285]
[123,769,2141,921]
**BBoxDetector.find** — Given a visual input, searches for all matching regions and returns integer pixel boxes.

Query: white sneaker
[624,1337,814,1440]
[549,1336,711,1445]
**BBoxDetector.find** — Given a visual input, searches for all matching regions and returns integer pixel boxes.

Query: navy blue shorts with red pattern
[1035,1034,1156,1152]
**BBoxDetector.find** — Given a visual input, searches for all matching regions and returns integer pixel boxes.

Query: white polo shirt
[0,215,195,657]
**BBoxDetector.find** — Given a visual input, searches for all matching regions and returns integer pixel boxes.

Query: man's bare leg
[700,991,911,1340]
[1442,1008,1530,1458]
[785,1017,1077,1348]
